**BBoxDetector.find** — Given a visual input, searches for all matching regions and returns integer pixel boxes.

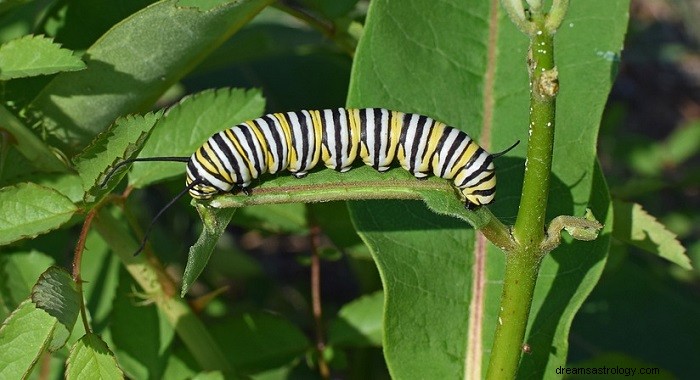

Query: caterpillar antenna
[133,180,201,256]
[492,140,520,158]
[101,157,190,188]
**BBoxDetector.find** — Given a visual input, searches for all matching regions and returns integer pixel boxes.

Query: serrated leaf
[328,291,383,347]
[30,266,80,343]
[346,0,626,378]
[0,299,57,379]
[181,203,236,296]
[613,200,691,269]
[74,112,161,204]
[0,34,85,80]
[0,182,78,245]
[128,87,265,188]
[66,333,124,380]
[29,0,273,153]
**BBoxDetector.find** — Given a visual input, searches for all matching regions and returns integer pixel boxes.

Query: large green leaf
[0,299,57,379]
[346,0,627,378]
[0,182,78,245]
[29,0,273,153]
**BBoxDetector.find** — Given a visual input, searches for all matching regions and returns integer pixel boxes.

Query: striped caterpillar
[105,108,518,253]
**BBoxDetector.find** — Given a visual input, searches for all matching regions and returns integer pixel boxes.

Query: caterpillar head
[460,159,497,208]
[186,159,221,200]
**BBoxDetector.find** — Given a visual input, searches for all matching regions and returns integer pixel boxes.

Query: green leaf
[181,203,236,296]
[0,251,55,314]
[346,0,627,378]
[74,112,161,204]
[128,87,265,188]
[29,0,273,153]
[612,200,691,269]
[111,267,174,380]
[209,312,309,374]
[0,182,78,245]
[0,34,85,80]
[0,299,57,379]
[30,266,80,350]
[35,173,86,203]
[328,291,383,347]
[66,333,124,380]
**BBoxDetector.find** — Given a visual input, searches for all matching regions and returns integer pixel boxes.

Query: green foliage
[31,266,80,336]
[328,290,383,347]
[613,200,690,269]
[0,0,694,379]
[0,182,78,245]
[0,299,59,378]
[0,34,85,80]
[347,0,627,377]
[182,204,236,296]
[75,112,162,204]
[28,0,274,153]
[129,87,266,187]
[66,333,123,380]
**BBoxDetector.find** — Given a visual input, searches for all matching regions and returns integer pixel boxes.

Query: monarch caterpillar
[105,108,518,253]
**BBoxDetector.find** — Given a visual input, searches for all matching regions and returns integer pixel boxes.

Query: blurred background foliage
[0,0,698,378]
[569,0,700,375]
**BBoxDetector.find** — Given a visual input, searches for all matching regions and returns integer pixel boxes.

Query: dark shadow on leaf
[30,58,148,153]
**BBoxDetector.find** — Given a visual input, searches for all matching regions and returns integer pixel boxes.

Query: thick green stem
[93,208,233,373]
[486,248,541,377]
[486,12,559,379]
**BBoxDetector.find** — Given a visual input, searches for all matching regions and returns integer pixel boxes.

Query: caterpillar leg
[414,172,430,180]
[229,186,252,196]
[464,201,479,211]
[292,171,308,179]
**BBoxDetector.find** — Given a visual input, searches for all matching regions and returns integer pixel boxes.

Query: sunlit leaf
[0,34,85,80]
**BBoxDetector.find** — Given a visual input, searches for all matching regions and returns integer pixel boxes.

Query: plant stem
[72,209,97,334]
[93,208,233,373]
[486,11,559,379]
[309,224,330,379]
